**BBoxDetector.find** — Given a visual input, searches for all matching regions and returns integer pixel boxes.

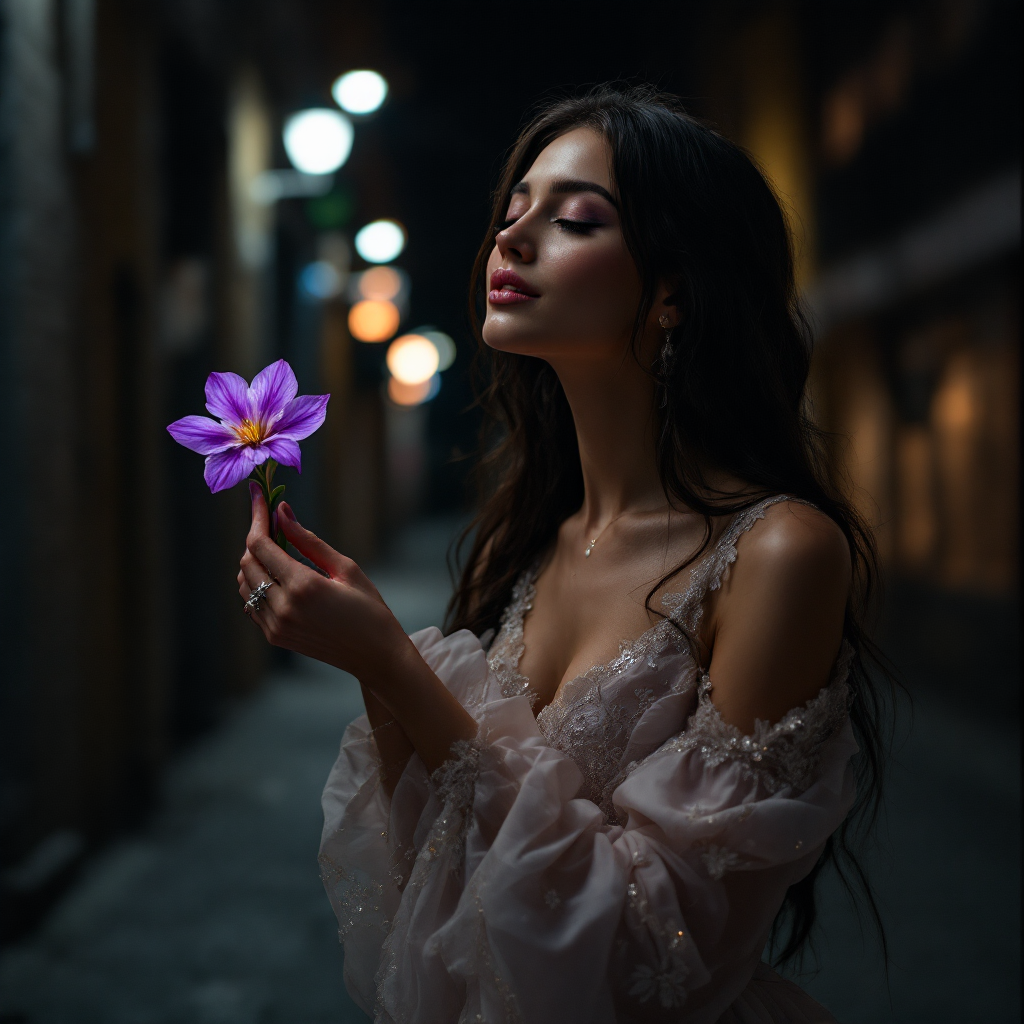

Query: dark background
[0,1,1018,1021]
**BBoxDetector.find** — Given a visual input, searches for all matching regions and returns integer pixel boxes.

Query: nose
[495,218,536,264]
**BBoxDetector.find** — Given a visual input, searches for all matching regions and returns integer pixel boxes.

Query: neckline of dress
[503,494,794,717]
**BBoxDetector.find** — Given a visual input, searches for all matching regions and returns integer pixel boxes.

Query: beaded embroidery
[484,496,818,818]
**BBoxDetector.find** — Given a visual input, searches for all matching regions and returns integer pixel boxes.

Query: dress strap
[662,494,811,633]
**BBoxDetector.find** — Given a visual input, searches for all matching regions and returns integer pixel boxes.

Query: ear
[651,279,682,330]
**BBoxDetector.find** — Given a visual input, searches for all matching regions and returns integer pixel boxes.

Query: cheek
[546,239,638,317]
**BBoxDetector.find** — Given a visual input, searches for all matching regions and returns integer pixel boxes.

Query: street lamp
[282,108,353,175]
[332,71,388,116]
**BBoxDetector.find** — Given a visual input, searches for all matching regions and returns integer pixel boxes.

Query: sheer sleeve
[320,629,856,1024]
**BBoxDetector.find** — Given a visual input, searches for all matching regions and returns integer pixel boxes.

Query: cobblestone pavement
[0,519,1018,1023]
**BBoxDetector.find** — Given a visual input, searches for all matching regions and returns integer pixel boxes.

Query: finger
[248,530,300,584]
[248,481,271,538]
[245,489,299,584]
[240,551,274,594]
[239,573,282,637]
[277,502,351,580]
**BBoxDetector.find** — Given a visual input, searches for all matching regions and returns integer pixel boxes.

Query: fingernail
[278,503,295,522]
[249,482,261,502]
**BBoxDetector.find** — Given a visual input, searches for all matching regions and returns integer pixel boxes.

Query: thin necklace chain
[583,503,671,558]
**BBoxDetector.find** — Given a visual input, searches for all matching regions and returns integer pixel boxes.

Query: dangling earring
[656,314,675,408]
[658,314,674,364]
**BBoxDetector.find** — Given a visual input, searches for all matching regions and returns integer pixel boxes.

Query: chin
[481,315,546,355]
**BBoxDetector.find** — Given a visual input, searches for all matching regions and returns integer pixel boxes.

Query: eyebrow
[510,178,618,207]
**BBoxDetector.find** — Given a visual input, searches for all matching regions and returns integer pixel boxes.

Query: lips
[488,267,539,305]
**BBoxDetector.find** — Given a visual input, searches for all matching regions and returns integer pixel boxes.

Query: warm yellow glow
[933,376,975,431]
[387,377,432,405]
[387,334,439,385]
[896,425,936,568]
[348,299,400,342]
[358,266,402,301]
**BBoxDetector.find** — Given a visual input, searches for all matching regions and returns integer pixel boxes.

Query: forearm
[360,682,414,798]
[361,634,478,775]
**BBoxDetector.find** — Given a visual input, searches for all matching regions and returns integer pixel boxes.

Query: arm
[237,490,476,775]
[703,501,852,733]
[359,684,412,799]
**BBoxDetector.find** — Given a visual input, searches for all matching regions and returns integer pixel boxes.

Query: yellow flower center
[234,418,267,446]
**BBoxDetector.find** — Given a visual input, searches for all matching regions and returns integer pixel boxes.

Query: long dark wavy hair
[445,84,894,965]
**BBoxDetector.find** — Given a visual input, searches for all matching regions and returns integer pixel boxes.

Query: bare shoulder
[732,499,852,596]
[706,500,852,732]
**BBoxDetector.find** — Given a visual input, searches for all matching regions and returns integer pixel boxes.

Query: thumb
[276,502,349,579]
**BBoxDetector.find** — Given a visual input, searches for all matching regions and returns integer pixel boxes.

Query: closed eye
[554,218,602,234]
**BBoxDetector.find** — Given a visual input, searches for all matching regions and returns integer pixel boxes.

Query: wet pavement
[0,518,1018,1023]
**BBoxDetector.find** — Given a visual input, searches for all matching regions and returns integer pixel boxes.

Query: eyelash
[497,218,600,235]
[554,218,600,234]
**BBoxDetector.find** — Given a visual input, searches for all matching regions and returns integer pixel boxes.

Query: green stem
[249,459,286,549]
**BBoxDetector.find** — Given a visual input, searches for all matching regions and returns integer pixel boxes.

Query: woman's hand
[237,486,406,682]
[238,487,479,773]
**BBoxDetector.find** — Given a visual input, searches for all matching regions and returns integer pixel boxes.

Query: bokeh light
[348,299,400,342]
[357,266,402,301]
[332,70,388,116]
[414,327,457,371]
[283,109,353,174]
[387,334,440,385]
[299,260,342,300]
[355,220,405,263]
[388,374,440,406]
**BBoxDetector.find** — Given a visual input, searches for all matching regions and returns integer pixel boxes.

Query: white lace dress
[320,496,856,1024]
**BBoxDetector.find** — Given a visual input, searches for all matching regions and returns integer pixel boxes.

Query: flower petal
[168,415,239,455]
[271,394,329,441]
[262,436,302,471]
[205,372,250,426]
[203,446,267,493]
[249,360,298,424]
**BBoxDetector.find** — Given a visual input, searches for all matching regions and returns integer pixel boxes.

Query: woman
[238,86,889,1023]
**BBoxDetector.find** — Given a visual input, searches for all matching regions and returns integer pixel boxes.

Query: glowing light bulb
[283,109,353,174]
[349,299,400,342]
[355,220,405,264]
[387,334,439,385]
[332,70,388,116]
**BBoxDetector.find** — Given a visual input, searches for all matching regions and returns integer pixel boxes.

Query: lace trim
[661,494,801,635]
[537,679,672,819]
[489,496,801,713]
[486,496,831,817]
[487,569,537,704]
[660,641,854,795]
[425,738,484,867]
[318,852,390,940]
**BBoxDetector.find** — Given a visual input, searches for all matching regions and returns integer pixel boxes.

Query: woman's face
[483,128,651,365]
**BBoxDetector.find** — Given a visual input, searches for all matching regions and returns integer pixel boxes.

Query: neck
[550,351,667,530]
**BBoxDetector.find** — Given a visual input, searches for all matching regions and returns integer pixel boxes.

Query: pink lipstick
[489,268,539,305]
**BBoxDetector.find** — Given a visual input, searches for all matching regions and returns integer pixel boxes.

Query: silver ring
[244,579,274,614]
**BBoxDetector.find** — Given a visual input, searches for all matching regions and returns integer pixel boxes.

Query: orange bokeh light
[348,299,400,342]
[386,334,440,385]
[387,377,432,406]
[358,266,402,302]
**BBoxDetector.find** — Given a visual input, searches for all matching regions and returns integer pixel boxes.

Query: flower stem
[250,459,287,549]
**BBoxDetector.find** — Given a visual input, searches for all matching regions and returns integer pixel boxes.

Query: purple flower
[167,360,329,492]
